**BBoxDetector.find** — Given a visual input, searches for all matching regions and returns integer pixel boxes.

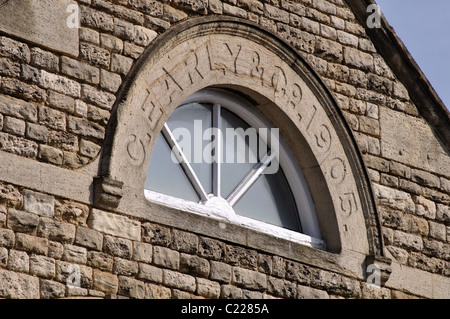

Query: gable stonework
[0,0,448,299]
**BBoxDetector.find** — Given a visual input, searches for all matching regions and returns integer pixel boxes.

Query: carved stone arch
[96,16,390,280]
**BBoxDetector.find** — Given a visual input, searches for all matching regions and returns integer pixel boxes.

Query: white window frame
[144,88,324,249]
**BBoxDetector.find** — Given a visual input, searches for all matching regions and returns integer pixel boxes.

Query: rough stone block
[26,123,49,143]
[163,269,196,292]
[67,116,105,140]
[93,269,118,294]
[153,246,179,270]
[37,217,76,243]
[0,268,40,298]
[113,257,138,276]
[29,255,55,279]
[180,253,209,278]
[30,47,59,73]
[0,182,22,208]
[373,184,415,213]
[0,36,30,63]
[40,279,66,299]
[297,285,329,299]
[62,56,100,85]
[15,233,48,255]
[0,132,38,158]
[80,42,111,68]
[103,235,132,259]
[232,267,267,291]
[0,228,15,248]
[145,283,171,299]
[7,249,29,273]
[7,208,39,234]
[3,116,25,136]
[118,276,145,298]
[75,227,103,251]
[63,244,87,264]
[87,251,113,272]
[142,223,172,246]
[137,263,163,283]
[133,242,153,263]
[210,260,232,284]
[88,209,141,241]
[268,276,297,298]
[393,230,423,251]
[198,237,225,261]
[81,84,116,110]
[38,106,66,131]
[197,278,220,298]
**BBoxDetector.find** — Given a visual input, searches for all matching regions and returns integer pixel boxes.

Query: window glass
[233,166,301,232]
[145,134,200,202]
[167,102,213,194]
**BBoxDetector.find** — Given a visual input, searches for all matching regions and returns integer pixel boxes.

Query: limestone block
[23,189,54,217]
[163,269,196,292]
[373,184,415,213]
[29,255,56,279]
[0,0,78,57]
[88,209,140,241]
[37,217,76,243]
[137,263,162,283]
[153,246,180,270]
[380,106,450,176]
[232,267,267,291]
[197,278,220,298]
[0,268,40,298]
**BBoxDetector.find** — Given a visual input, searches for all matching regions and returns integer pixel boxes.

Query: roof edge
[346,0,450,150]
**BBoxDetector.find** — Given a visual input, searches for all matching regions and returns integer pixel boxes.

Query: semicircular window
[145,88,322,246]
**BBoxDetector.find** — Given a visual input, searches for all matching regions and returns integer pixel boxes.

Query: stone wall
[0,0,448,299]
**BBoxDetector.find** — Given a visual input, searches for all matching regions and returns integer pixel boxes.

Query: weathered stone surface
[0,228,15,248]
[197,278,220,298]
[232,267,267,291]
[267,276,297,298]
[3,116,25,136]
[163,269,196,292]
[81,84,116,110]
[380,107,450,176]
[137,263,163,283]
[171,229,198,254]
[23,189,54,217]
[88,209,141,241]
[133,242,153,263]
[142,223,172,246]
[26,123,49,143]
[210,260,232,284]
[40,279,66,299]
[7,249,29,273]
[343,46,373,71]
[0,0,78,57]
[75,227,103,251]
[153,246,179,270]
[30,47,59,73]
[180,253,209,277]
[103,235,133,259]
[220,284,243,299]
[118,276,145,298]
[113,257,138,276]
[297,285,329,299]
[393,230,423,251]
[7,208,39,234]
[15,233,48,255]
[29,255,55,279]
[0,182,23,208]
[373,184,415,213]
[87,251,113,272]
[61,56,100,85]
[67,116,105,139]
[93,269,118,294]
[0,268,40,298]
[198,237,225,261]
[80,42,111,68]
[0,36,30,63]
[0,132,38,158]
[63,244,88,264]
[37,217,76,243]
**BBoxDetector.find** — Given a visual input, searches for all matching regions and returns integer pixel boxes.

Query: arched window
[144,88,323,248]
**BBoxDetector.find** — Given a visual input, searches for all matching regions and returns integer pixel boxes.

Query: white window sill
[144,189,325,250]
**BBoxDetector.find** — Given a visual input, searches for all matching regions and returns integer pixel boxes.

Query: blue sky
[376,0,450,110]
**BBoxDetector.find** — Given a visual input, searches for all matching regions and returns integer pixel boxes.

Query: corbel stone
[93,176,123,210]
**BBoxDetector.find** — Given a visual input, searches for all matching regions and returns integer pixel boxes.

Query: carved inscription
[340,192,358,217]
